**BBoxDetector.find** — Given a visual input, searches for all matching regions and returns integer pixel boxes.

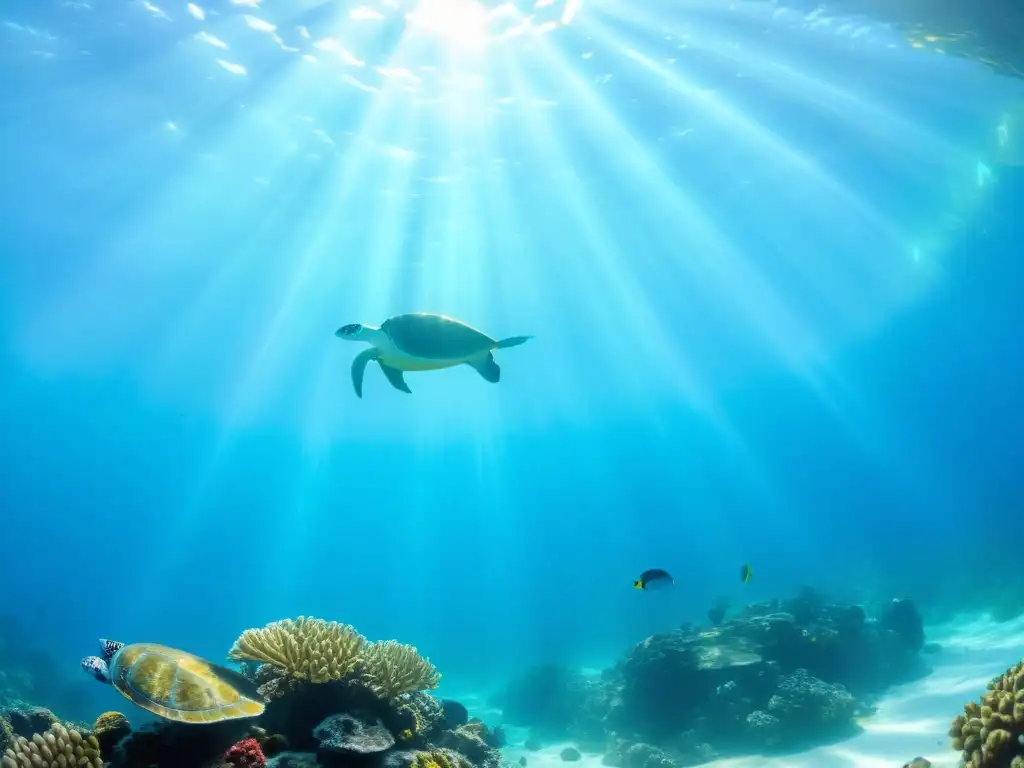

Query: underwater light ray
[568,15,939,389]
[140,167,341,412]
[136,20,433,420]
[300,96,427,450]
[495,48,724,415]
[463,50,572,431]
[13,157,291,378]
[578,13,909,269]
[593,1,974,172]
[207,114,427,427]
[508,29,836,405]
[18,24,414,378]
[572,17,966,475]
[405,59,516,440]
[497,39,844,549]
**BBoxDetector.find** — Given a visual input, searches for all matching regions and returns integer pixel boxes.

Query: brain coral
[950,659,1024,768]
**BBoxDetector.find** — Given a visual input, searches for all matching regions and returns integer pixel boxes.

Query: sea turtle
[81,639,266,724]
[335,313,532,397]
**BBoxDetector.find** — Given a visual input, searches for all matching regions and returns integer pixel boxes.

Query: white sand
[466,614,1024,768]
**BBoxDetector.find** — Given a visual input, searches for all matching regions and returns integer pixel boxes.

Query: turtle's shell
[110,644,265,724]
[383,313,496,360]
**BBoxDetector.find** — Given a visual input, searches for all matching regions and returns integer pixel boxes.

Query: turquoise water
[1,0,1023,724]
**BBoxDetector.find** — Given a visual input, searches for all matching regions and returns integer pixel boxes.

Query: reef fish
[740,563,753,584]
[633,569,674,590]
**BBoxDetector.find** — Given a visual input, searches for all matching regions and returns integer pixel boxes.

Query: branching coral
[229,617,366,683]
[950,659,1024,768]
[1,723,101,768]
[360,640,441,699]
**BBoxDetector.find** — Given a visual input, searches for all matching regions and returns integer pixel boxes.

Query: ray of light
[64,2,444,601]
[593,0,976,175]
[558,3,967,462]
[482,29,823,561]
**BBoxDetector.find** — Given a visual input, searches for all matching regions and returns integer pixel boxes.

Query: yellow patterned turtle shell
[109,643,266,724]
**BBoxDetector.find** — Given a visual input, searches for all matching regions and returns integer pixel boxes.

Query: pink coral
[225,737,266,768]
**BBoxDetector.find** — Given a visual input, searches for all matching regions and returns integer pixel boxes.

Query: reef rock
[314,712,396,756]
[266,753,318,768]
[440,700,469,731]
[499,590,928,765]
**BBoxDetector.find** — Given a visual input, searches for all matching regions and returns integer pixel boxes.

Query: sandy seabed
[458,613,1024,768]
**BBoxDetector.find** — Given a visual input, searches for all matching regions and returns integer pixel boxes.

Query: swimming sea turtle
[81,639,266,724]
[335,313,532,397]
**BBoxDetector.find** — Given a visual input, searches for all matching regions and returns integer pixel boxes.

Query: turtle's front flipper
[379,361,412,394]
[352,349,380,398]
[467,352,500,383]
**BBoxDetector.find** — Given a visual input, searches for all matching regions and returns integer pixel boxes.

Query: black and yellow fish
[739,563,752,584]
[633,569,674,590]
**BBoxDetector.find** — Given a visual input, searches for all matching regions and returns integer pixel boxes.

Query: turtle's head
[81,655,111,684]
[336,323,369,341]
[99,638,125,661]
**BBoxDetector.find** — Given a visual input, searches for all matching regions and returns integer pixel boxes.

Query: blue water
[1,0,1023,724]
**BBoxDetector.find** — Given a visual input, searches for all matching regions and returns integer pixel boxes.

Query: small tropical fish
[740,563,752,584]
[633,569,674,590]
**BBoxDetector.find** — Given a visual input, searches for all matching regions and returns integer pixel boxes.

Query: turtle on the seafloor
[335,312,532,397]
[81,639,266,724]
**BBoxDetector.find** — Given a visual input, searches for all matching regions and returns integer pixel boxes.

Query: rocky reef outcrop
[495,590,928,766]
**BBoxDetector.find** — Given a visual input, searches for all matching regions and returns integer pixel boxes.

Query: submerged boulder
[314,712,396,756]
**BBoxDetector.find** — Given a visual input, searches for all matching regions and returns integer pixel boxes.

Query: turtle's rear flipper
[351,349,380,398]
[467,352,500,383]
[379,361,412,394]
[496,335,532,349]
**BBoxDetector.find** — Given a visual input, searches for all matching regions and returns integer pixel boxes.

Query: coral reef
[6,615,498,768]
[1,723,101,768]
[949,659,1024,767]
[235,619,439,710]
[497,591,928,766]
